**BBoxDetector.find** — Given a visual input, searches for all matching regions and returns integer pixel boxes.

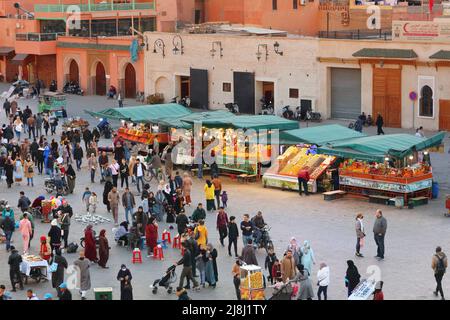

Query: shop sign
[392,20,450,42]
[339,175,432,193]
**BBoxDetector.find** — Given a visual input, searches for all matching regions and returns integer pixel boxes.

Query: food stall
[175,114,298,177]
[240,265,265,300]
[318,132,446,205]
[39,92,67,117]
[62,118,90,131]
[20,255,51,283]
[262,145,336,192]
[85,103,192,152]
[262,125,365,192]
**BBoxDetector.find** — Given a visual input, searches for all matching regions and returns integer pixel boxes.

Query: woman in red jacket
[145,217,158,257]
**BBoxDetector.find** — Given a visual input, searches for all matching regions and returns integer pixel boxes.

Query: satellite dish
[14,3,20,8]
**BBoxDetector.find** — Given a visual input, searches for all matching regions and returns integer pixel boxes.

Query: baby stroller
[269,281,296,300]
[150,265,178,294]
[31,196,45,220]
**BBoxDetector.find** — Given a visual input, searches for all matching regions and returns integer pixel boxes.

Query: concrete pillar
[118,78,125,97]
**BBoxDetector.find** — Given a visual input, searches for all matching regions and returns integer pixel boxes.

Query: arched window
[419,85,433,117]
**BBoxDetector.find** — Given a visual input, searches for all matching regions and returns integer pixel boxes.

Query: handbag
[49,261,58,273]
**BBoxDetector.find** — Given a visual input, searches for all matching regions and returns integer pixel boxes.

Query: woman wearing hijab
[145,217,158,257]
[84,224,98,263]
[204,180,216,212]
[204,245,216,288]
[154,183,166,221]
[51,249,68,296]
[48,219,62,255]
[65,164,76,194]
[294,264,314,300]
[287,237,301,266]
[98,229,110,269]
[345,260,361,297]
[117,264,133,300]
[5,156,14,188]
[207,243,219,283]
[14,157,23,185]
[103,181,113,212]
[147,192,156,215]
[182,172,193,206]
[300,240,316,275]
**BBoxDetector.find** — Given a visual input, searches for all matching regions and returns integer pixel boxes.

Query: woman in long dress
[182,172,193,206]
[98,229,110,268]
[300,240,316,275]
[84,224,98,263]
[14,158,23,185]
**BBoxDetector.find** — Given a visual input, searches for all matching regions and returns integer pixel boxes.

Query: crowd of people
[0,99,444,302]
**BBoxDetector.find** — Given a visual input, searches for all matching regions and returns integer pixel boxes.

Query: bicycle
[143,166,165,183]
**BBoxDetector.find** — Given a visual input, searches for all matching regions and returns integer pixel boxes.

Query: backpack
[436,255,446,274]
[66,242,79,254]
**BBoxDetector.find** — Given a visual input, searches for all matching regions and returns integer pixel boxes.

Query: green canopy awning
[318,132,445,162]
[84,103,192,123]
[183,115,299,131]
[159,110,236,129]
[279,124,366,145]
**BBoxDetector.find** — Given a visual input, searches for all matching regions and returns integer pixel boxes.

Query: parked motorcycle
[170,96,178,103]
[260,97,274,115]
[97,119,112,139]
[44,178,69,196]
[306,110,322,122]
[225,102,239,114]
[252,225,274,254]
[63,81,84,95]
[179,96,191,108]
[282,105,295,119]
[80,230,100,248]
[366,114,373,126]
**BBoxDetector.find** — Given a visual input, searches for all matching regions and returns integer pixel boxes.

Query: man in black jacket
[175,242,200,291]
[82,128,92,151]
[17,191,31,213]
[228,216,239,257]
[73,143,84,171]
[1,215,15,252]
[3,99,11,117]
[8,246,24,291]
[175,210,189,236]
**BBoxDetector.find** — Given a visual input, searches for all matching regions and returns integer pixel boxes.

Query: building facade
[143,31,450,131]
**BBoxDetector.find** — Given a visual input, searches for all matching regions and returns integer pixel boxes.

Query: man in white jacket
[317,262,330,300]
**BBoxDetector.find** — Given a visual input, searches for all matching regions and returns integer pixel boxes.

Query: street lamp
[273,41,283,56]
[256,44,268,61]
[210,41,223,58]
[172,34,184,55]
[153,38,166,58]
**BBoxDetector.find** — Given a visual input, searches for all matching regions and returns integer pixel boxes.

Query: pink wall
[204,0,320,36]
[0,18,39,47]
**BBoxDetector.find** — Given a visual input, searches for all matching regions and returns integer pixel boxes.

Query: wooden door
[124,63,136,98]
[69,60,79,83]
[95,62,106,96]
[372,67,402,128]
[439,99,450,131]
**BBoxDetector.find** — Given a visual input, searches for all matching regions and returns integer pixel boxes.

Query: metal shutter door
[233,71,255,114]
[331,68,361,120]
[190,68,208,109]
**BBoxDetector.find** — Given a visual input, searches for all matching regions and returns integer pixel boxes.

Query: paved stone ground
[0,84,449,300]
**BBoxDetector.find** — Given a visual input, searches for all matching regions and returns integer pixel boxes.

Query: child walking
[221,191,228,208]
[89,192,98,214]
[82,187,92,214]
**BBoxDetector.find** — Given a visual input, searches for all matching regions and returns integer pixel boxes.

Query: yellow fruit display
[241,271,264,289]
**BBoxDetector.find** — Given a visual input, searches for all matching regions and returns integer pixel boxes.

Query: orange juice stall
[318,132,446,206]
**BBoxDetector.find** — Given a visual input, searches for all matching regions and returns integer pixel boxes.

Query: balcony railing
[318,29,392,40]
[34,2,155,13]
[16,33,65,41]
